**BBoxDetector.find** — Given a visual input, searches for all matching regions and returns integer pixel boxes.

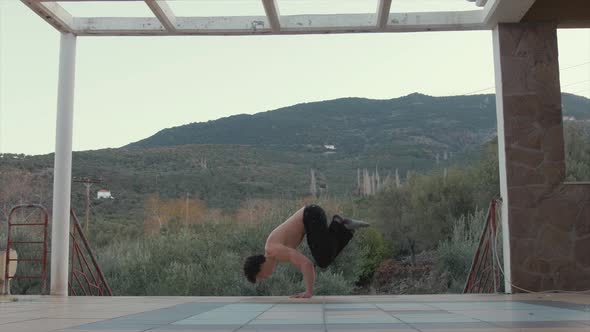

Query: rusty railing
[4,204,49,295]
[463,199,501,294]
[68,208,112,296]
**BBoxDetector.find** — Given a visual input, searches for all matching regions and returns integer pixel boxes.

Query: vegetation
[0,93,588,296]
[565,121,590,181]
[0,141,513,296]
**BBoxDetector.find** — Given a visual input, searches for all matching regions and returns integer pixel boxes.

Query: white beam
[51,32,77,296]
[70,11,489,36]
[176,16,272,35]
[281,14,377,33]
[482,0,536,27]
[385,10,484,32]
[261,0,281,33]
[376,0,392,30]
[74,17,166,35]
[20,0,74,33]
[270,12,483,34]
[74,16,274,36]
[144,0,176,32]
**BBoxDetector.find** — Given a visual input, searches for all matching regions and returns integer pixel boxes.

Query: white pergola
[21,0,540,296]
[23,0,536,36]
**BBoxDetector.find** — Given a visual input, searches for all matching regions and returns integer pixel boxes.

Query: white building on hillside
[97,189,112,199]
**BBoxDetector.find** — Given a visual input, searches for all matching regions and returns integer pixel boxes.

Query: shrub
[434,208,488,293]
[355,228,391,284]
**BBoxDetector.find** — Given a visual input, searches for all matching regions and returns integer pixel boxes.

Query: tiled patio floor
[1,294,589,331]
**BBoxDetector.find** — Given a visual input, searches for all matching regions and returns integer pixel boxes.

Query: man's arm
[267,244,315,298]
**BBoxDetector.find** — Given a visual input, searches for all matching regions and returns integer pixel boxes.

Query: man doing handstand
[243,204,369,298]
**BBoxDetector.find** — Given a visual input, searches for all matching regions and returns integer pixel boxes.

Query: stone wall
[494,22,590,292]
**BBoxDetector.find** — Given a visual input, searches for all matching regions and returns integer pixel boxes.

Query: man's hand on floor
[290,291,313,298]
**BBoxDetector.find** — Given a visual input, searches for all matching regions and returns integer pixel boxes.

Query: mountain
[2,93,589,216]
[128,93,498,154]
[127,93,590,155]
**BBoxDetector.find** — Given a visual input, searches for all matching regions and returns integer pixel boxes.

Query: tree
[565,122,590,181]
[369,167,480,263]
[0,168,33,221]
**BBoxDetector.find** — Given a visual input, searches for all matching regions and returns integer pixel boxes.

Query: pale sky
[0,0,588,155]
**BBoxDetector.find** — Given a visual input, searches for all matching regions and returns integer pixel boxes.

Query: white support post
[492,25,512,294]
[50,32,77,296]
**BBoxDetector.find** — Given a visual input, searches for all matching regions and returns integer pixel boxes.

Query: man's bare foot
[290,291,313,298]
[333,215,370,230]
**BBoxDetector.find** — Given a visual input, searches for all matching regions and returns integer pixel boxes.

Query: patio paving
[0,294,589,331]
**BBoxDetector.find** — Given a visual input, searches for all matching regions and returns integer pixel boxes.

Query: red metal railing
[4,204,49,295]
[68,208,112,296]
[463,199,501,294]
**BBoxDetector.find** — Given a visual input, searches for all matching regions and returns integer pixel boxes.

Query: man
[243,204,369,298]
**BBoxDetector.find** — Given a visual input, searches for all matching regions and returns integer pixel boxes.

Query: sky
[0,0,589,155]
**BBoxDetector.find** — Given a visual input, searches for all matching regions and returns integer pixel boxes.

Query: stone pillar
[493,22,590,292]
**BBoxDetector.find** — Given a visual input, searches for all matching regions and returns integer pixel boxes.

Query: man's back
[265,208,306,253]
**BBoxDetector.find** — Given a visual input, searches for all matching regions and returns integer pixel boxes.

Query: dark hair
[243,254,266,283]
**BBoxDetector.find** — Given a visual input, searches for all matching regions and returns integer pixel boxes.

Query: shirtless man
[243,204,369,298]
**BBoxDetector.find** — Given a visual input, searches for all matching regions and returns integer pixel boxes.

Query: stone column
[493,22,590,292]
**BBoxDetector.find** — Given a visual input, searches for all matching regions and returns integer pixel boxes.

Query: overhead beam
[385,10,483,32]
[482,0,537,27]
[71,12,487,36]
[74,17,167,35]
[20,0,74,33]
[144,0,176,32]
[74,16,271,36]
[176,16,272,35]
[261,0,281,33]
[262,14,376,33]
[376,0,392,30]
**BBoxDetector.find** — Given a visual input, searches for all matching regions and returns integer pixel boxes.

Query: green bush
[355,228,391,284]
[434,208,488,293]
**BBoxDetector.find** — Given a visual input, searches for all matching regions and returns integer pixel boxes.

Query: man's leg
[303,205,334,268]
[327,218,354,261]
[303,205,353,268]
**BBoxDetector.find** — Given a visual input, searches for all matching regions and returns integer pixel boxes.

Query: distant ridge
[127,93,590,154]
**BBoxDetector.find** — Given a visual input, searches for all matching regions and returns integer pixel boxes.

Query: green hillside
[2,93,589,218]
[128,93,500,154]
[128,93,589,153]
